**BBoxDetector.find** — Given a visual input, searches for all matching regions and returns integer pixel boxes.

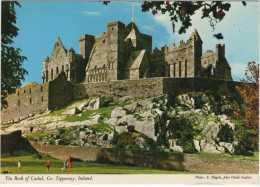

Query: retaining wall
[29,141,259,174]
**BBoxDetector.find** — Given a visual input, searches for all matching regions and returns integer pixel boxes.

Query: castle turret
[42,56,49,83]
[191,28,203,77]
[79,34,95,61]
[216,44,225,58]
[68,47,75,61]
[106,21,126,80]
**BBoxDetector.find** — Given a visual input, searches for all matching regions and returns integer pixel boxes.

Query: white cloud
[141,25,154,31]
[230,62,247,81]
[83,11,101,16]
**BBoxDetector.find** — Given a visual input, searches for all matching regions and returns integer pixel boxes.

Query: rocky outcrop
[2,93,244,155]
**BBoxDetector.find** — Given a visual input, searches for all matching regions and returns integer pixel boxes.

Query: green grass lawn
[1,154,198,174]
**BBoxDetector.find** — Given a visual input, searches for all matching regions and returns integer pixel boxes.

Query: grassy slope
[1,154,199,174]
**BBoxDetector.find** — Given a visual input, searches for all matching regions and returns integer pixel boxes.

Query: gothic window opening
[17,91,20,96]
[41,86,43,92]
[18,100,20,106]
[211,67,214,75]
[46,70,48,82]
[51,69,53,80]
[29,88,31,94]
[179,62,182,77]
[24,90,26,93]
[29,98,32,104]
[185,60,187,77]
[103,39,105,43]
[174,63,176,77]
[56,67,59,74]
[41,96,44,102]
[62,65,64,72]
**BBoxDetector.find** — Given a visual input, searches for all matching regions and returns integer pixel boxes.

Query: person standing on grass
[46,160,51,171]
[68,156,71,163]
[18,160,21,173]
[62,162,67,171]
[67,161,72,172]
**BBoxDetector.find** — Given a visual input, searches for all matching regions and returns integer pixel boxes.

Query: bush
[116,133,132,148]
[32,153,42,159]
[235,126,259,153]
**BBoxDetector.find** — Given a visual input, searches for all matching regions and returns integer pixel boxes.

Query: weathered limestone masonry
[1,73,72,123]
[29,141,259,174]
[1,82,48,123]
[73,78,164,101]
[84,21,152,83]
[42,37,86,84]
[73,77,240,102]
[1,20,234,123]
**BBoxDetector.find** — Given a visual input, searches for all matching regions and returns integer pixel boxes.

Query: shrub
[32,153,42,159]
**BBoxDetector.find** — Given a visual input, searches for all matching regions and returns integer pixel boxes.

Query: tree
[104,1,247,39]
[234,61,259,130]
[232,62,259,152]
[1,1,27,109]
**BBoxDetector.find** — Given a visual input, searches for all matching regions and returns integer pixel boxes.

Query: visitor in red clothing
[67,161,72,172]
[46,160,51,171]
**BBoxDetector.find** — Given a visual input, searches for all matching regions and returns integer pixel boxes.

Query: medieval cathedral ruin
[41,20,232,85]
[2,20,233,123]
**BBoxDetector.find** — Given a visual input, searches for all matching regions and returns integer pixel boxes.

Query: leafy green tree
[104,1,246,39]
[1,1,27,109]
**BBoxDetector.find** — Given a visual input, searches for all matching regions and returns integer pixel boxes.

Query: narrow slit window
[51,69,53,80]
[174,63,176,78]
[46,70,48,82]
[185,60,187,77]
[179,62,182,77]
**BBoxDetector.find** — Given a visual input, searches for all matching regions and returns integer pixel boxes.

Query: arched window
[211,66,214,75]
[179,62,182,77]
[18,100,20,106]
[173,63,176,77]
[29,87,31,94]
[185,60,188,77]
[41,96,44,102]
[29,98,32,104]
[17,90,20,96]
[41,86,43,92]
[46,70,48,82]
[56,67,59,74]
[51,69,53,80]
[62,65,64,72]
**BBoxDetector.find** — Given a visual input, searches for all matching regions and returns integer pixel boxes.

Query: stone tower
[165,29,203,78]
[191,29,203,77]
[106,21,126,80]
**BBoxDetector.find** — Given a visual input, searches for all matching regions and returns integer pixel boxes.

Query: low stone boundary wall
[73,78,164,101]
[73,77,241,102]
[29,141,258,174]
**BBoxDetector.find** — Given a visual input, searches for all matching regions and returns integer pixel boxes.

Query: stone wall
[162,77,241,96]
[73,77,241,103]
[1,82,49,123]
[73,78,164,101]
[48,72,73,110]
[29,141,259,174]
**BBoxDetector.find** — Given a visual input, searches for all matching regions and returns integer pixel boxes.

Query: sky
[12,1,259,85]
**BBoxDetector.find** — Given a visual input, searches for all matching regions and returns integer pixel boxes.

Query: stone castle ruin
[2,20,233,123]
